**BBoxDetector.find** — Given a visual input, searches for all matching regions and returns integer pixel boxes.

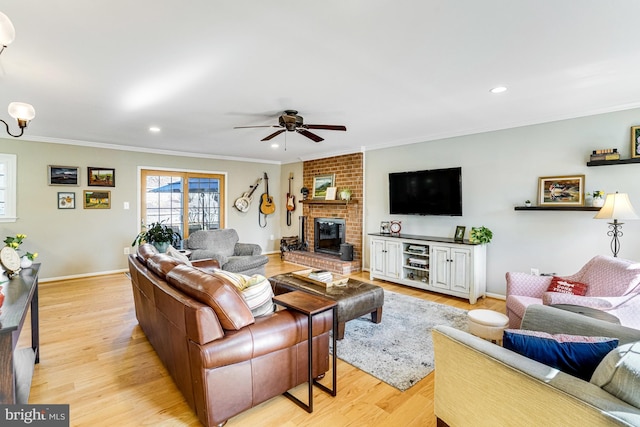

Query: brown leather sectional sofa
[128,244,332,426]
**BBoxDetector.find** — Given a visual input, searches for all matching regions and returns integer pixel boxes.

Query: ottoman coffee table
[269,272,384,339]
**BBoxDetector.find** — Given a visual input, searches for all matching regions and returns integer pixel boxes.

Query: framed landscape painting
[48,165,80,186]
[84,190,111,209]
[538,175,585,206]
[88,167,115,187]
[312,174,335,199]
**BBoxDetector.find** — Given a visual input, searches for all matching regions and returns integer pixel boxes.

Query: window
[140,169,225,242]
[0,154,17,222]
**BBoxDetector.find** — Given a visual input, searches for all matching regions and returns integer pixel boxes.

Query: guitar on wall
[286,172,295,226]
[234,177,262,212]
[259,172,276,215]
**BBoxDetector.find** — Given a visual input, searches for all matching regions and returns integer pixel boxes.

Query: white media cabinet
[369,233,486,304]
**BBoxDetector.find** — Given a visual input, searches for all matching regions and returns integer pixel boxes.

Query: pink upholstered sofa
[506,255,640,329]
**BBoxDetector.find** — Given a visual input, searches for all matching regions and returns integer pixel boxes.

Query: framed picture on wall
[48,165,80,186]
[87,167,115,187]
[538,175,585,206]
[631,126,640,158]
[312,174,335,199]
[84,190,111,209]
[58,192,75,209]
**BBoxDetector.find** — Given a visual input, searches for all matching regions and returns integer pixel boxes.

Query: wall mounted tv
[388,167,462,216]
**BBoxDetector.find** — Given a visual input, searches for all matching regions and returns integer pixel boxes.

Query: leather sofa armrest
[235,242,262,256]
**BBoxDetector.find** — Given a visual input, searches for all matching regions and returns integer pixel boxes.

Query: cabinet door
[385,240,401,279]
[370,239,386,276]
[431,246,450,289]
[450,248,471,293]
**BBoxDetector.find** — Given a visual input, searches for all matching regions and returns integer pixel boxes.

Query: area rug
[332,290,468,391]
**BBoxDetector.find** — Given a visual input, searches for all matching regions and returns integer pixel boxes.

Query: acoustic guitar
[259,172,276,215]
[234,177,262,212]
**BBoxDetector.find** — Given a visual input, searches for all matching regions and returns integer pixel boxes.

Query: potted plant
[132,221,180,252]
[340,187,352,201]
[469,226,493,244]
[524,200,532,207]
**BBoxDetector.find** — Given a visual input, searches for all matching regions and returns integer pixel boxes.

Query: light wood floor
[21,255,505,426]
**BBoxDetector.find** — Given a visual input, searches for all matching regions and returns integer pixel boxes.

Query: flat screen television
[389,167,462,216]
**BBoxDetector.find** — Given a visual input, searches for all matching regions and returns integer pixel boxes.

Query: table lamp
[594,192,639,257]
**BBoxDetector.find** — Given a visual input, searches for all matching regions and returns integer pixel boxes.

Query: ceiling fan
[234,110,346,143]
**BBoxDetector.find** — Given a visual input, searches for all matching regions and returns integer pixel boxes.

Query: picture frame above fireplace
[312,174,335,199]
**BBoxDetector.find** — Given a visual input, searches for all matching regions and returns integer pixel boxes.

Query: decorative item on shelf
[590,148,620,162]
[524,200,532,207]
[454,225,466,241]
[325,186,337,200]
[2,233,38,275]
[631,126,640,159]
[469,226,493,244]
[380,221,390,234]
[390,221,402,236]
[312,174,335,199]
[131,221,181,253]
[300,187,309,200]
[593,192,639,257]
[339,187,352,201]
[591,190,605,207]
[538,175,585,206]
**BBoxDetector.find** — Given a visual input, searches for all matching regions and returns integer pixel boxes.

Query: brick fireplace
[283,152,363,274]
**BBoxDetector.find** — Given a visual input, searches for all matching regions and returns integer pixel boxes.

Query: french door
[140,169,225,242]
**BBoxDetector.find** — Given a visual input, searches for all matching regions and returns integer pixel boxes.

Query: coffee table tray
[291,269,349,288]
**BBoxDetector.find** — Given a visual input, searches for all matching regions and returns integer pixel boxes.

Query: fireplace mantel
[300,199,357,205]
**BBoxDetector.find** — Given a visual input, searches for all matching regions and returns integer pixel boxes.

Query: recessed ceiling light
[490,86,507,94]
[149,126,161,133]
[271,143,279,149]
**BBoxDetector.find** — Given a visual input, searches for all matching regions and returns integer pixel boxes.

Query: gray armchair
[185,229,268,276]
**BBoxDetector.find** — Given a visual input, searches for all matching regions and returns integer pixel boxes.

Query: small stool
[468,309,509,345]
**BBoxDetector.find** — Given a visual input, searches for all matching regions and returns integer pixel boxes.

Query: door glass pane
[188,177,220,234]
[145,175,184,240]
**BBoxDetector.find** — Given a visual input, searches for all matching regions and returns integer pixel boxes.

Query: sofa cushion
[546,276,588,296]
[136,243,158,263]
[591,341,640,408]
[147,254,183,279]
[211,270,275,317]
[503,329,618,381]
[166,264,255,330]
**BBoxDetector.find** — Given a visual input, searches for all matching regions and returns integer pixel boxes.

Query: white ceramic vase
[20,256,32,269]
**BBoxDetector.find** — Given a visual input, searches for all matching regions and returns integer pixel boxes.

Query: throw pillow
[591,341,640,408]
[165,245,192,267]
[503,329,618,381]
[546,276,588,296]
[211,270,275,317]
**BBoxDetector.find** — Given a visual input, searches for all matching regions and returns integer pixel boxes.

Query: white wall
[0,139,282,280]
[364,107,640,297]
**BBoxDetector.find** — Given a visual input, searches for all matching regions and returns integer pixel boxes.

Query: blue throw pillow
[503,329,618,381]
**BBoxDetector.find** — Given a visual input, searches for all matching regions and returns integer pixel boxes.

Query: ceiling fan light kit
[234,110,346,143]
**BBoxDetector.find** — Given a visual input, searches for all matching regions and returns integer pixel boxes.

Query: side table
[273,290,337,413]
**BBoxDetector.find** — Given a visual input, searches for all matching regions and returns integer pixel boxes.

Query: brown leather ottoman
[269,273,384,339]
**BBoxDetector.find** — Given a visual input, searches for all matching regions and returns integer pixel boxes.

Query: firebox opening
[314,217,346,256]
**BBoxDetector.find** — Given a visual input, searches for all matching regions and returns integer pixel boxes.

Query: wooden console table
[0,263,40,404]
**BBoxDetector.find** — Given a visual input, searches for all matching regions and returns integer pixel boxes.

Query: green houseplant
[340,187,352,201]
[469,226,493,244]
[131,221,180,252]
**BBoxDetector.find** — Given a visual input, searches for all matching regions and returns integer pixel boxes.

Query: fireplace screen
[314,217,346,256]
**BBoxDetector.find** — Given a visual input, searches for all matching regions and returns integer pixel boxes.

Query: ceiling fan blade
[261,129,286,141]
[234,125,280,129]
[297,129,324,142]
[304,124,347,131]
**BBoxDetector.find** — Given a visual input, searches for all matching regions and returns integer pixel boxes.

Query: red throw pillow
[546,276,588,296]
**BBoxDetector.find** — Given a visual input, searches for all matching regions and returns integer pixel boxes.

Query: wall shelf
[300,199,357,205]
[586,158,640,167]
[514,206,601,211]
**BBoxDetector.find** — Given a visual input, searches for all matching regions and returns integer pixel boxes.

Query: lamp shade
[8,102,35,121]
[0,12,16,47]
[594,192,639,220]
